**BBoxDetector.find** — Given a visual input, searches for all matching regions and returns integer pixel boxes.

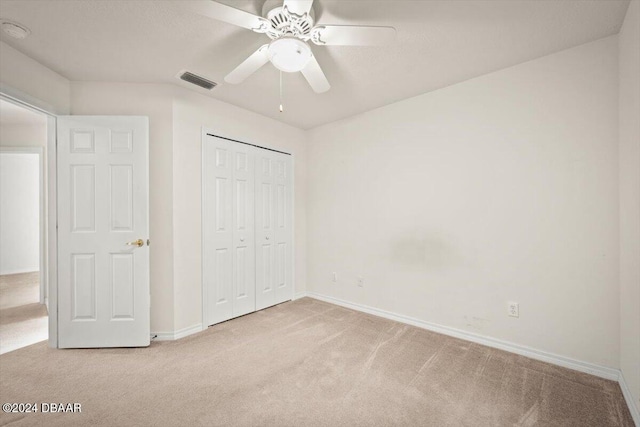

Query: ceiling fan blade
[283,0,314,16]
[310,25,396,46]
[225,45,269,84]
[186,1,270,33]
[301,55,330,94]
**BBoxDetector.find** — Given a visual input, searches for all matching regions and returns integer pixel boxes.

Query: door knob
[126,239,144,247]
[266,236,270,240]
[240,237,245,242]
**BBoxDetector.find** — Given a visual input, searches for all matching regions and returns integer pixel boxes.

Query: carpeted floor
[0,272,48,355]
[0,297,634,426]
[0,272,40,310]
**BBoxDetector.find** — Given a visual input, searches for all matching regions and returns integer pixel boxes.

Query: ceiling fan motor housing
[265,6,314,40]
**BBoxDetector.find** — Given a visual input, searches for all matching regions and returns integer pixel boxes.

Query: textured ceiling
[0,100,47,126]
[0,0,630,129]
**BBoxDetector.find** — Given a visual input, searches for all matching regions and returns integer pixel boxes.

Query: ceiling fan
[187,0,396,93]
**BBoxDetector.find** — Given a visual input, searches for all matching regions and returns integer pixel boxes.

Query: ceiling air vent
[179,72,217,90]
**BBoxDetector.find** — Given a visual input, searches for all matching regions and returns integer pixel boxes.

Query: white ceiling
[0,0,630,129]
[0,100,47,126]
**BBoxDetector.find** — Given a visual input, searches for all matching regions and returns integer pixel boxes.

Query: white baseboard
[293,291,307,300]
[619,371,640,426]
[152,323,202,341]
[306,292,619,380]
[152,333,173,341]
[0,269,39,276]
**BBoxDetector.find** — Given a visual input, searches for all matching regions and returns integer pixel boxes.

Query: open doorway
[0,99,48,354]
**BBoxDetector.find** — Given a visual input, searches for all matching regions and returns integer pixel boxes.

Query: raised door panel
[71,253,96,320]
[215,248,232,305]
[71,165,96,232]
[215,177,230,232]
[261,243,273,292]
[110,253,134,320]
[110,165,133,232]
[235,246,248,298]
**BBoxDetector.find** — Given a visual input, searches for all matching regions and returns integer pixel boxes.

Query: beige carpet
[0,272,48,355]
[0,298,634,426]
[0,272,40,310]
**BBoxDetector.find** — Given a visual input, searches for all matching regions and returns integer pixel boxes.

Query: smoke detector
[1,20,31,39]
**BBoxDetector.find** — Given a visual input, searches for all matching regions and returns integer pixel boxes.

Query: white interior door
[57,116,149,348]
[255,150,293,310]
[202,135,256,326]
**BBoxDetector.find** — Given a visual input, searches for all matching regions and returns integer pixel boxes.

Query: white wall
[171,90,307,331]
[0,124,47,147]
[307,36,620,368]
[0,153,39,275]
[0,41,70,114]
[619,0,640,411]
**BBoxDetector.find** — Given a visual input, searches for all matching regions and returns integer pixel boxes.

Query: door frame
[0,146,46,304]
[200,128,296,329]
[0,91,58,348]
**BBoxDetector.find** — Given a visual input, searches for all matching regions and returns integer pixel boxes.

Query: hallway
[0,272,47,354]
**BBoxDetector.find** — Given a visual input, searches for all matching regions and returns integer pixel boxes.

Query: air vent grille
[179,72,217,90]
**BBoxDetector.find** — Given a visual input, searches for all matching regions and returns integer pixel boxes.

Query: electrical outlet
[508,302,519,318]
[357,276,364,287]
[332,272,337,282]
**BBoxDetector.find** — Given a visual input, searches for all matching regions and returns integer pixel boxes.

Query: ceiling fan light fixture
[268,37,311,73]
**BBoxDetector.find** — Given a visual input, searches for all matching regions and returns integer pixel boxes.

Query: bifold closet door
[202,136,255,326]
[255,150,293,310]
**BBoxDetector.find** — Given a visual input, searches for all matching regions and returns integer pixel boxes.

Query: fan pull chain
[279,71,283,113]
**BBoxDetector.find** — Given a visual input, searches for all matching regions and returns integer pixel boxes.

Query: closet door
[202,136,255,326]
[272,153,293,304]
[255,151,276,310]
[231,144,255,318]
[255,150,292,310]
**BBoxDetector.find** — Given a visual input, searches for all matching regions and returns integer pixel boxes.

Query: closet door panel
[203,139,234,325]
[255,151,276,310]
[232,146,255,317]
[273,153,293,304]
